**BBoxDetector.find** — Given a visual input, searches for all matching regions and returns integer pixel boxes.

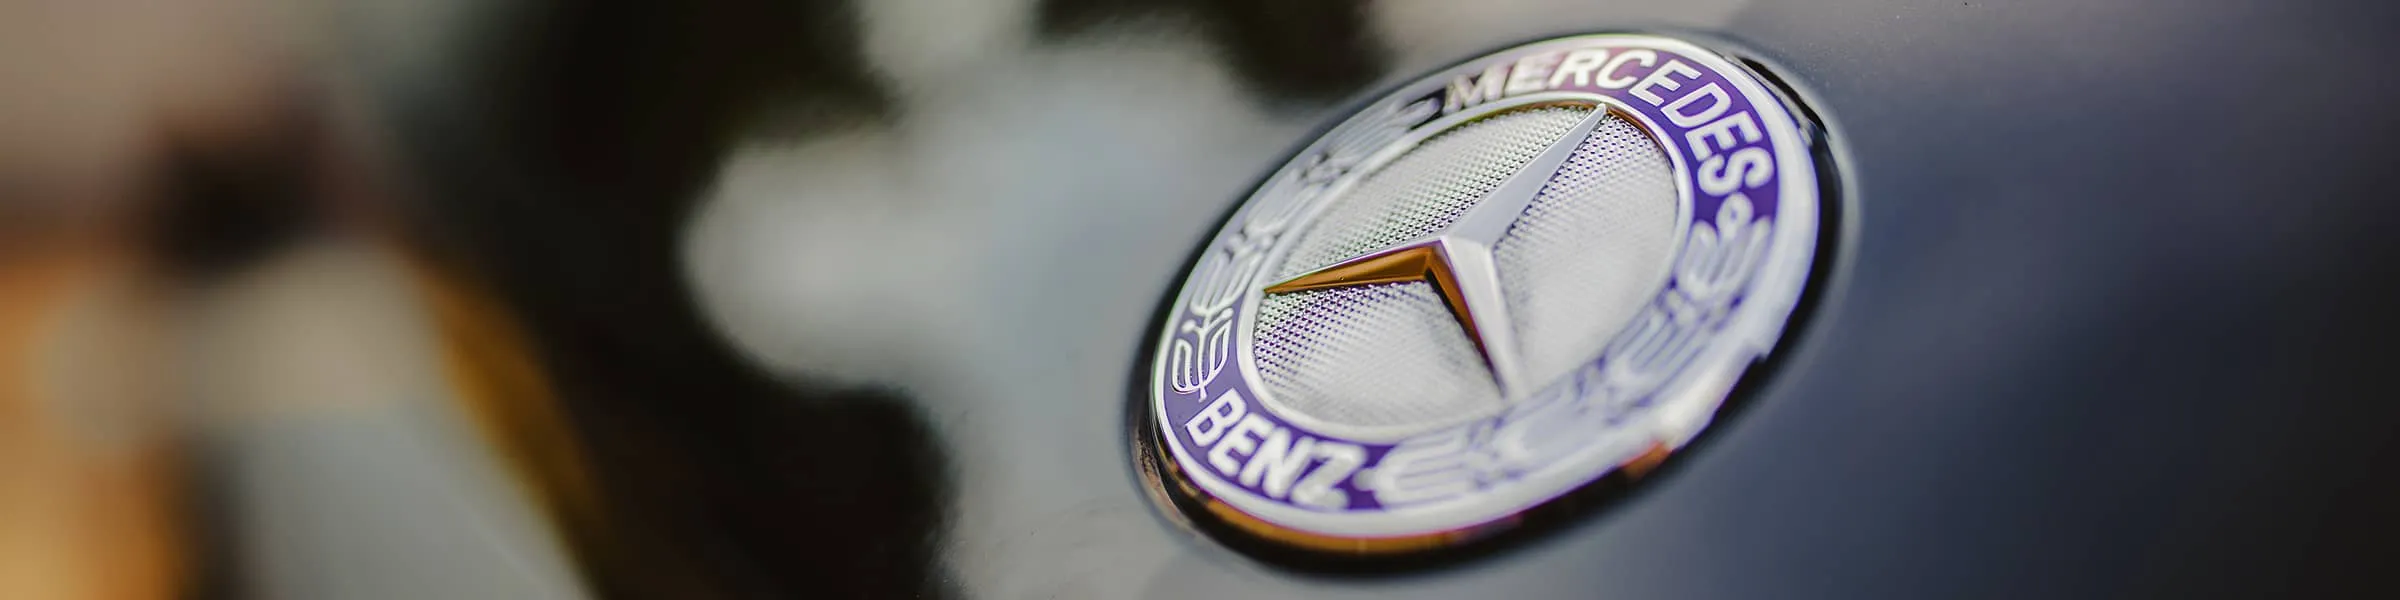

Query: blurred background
[6,0,2400,598]
[2,0,1411,596]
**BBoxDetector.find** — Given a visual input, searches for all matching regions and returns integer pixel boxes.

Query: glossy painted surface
[387,0,2400,596]
[907,1,2400,596]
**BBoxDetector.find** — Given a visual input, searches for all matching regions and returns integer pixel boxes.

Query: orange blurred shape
[0,245,183,600]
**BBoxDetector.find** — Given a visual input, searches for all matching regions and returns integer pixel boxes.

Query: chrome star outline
[1261,102,1609,399]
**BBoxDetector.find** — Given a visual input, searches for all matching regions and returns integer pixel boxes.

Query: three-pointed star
[1263,105,1609,399]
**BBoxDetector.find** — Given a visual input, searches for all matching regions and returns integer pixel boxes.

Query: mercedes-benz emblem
[1137,33,1835,555]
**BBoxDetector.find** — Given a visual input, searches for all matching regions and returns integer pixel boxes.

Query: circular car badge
[1138,33,1832,555]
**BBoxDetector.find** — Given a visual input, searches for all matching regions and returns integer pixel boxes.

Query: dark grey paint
[381,0,2400,596]
[1030,1,2400,596]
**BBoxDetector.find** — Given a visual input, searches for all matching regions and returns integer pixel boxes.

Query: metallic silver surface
[1257,106,1615,431]
[1257,281,1500,430]
[1267,106,1610,400]
[1256,106,1679,431]
[1493,114,1680,391]
[1146,33,1825,543]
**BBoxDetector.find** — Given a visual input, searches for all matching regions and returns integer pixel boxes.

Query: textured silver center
[1252,106,1680,433]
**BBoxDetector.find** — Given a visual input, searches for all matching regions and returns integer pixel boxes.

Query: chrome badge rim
[1142,33,1831,552]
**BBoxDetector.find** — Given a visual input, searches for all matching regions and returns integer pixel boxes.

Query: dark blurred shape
[145,105,319,283]
[387,0,949,597]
